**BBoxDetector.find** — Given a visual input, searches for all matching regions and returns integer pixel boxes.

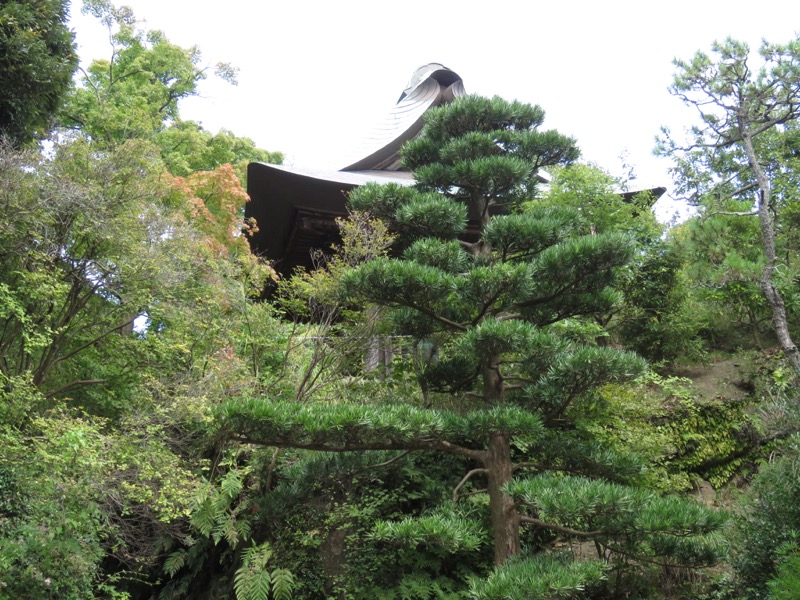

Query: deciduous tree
[0,0,77,144]
[0,135,281,596]
[61,0,282,180]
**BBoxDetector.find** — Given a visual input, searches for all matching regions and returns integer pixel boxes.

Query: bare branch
[52,316,136,367]
[405,302,468,331]
[453,468,489,502]
[497,313,523,321]
[511,462,539,472]
[459,488,488,499]
[519,515,604,538]
[230,434,487,462]
[702,210,757,218]
[349,450,414,476]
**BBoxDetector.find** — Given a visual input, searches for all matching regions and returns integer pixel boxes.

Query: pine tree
[222,95,724,596]
[660,37,800,372]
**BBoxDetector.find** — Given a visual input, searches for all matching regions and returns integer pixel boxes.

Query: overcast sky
[69,1,800,221]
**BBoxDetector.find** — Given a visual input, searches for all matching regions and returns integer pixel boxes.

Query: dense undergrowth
[3,3,800,599]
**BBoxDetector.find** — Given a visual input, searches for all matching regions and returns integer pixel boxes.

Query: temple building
[245,64,664,277]
[245,63,465,278]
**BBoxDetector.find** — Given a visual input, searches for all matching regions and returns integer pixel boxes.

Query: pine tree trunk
[740,128,800,373]
[755,189,800,372]
[482,358,520,565]
[486,432,520,565]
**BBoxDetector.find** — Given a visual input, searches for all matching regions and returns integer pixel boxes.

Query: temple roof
[246,64,465,276]
[245,64,666,278]
[339,63,466,171]
[245,163,415,276]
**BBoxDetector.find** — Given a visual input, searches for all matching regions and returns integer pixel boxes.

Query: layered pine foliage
[220,95,726,598]
[5,5,800,597]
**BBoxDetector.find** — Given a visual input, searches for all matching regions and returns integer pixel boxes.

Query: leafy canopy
[0,0,77,144]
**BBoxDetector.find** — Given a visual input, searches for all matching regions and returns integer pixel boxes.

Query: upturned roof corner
[244,64,665,279]
[245,63,466,277]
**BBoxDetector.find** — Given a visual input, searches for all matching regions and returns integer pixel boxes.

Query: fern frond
[163,548,187,576]
[270,568,295,600]
[234,542,292,600]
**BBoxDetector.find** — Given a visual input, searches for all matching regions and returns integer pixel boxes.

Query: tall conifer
[224,95,724,596]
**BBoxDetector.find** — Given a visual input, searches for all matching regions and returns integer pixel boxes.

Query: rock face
[693,479,717,506]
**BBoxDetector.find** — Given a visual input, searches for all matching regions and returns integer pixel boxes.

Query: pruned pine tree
[222,96,724,596]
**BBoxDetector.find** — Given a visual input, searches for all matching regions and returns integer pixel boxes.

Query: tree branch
[44,379,108,399]
[497,312,523,321]
[512,462,539,472]
[52,316,136,367]
[230,434,487,462]
[519,516,604,538]
[405,302,468,331]
[349,450,414,476]
[703,210,757,218]
[453,468,488,502]
[264,448,280,493]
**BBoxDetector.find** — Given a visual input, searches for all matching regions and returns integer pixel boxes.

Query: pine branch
[229,433,486,462]
[519,516,604,538]
[453,468,488,502]
[405,302,468,331]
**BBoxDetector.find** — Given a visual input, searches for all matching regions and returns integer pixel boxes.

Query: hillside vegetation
[1,4,799,599]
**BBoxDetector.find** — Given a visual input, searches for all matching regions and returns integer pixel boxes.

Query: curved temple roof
[246,64,465,276]
[245,64,665,279]
[339,63,466,171]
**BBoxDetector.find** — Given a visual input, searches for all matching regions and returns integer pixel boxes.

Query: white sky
[69,1,800,221]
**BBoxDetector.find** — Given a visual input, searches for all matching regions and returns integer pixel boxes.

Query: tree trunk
[320,527,347,599]
[755,193,800,372]
[740,128,800,373]
[481,355,520,565]
[486,432,520,565]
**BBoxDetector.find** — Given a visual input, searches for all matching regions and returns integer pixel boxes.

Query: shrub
[733,443,800,598]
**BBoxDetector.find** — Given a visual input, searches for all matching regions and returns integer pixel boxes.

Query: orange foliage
[166,164,251,258]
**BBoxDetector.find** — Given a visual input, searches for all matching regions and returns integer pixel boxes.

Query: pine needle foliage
[506,475,726,568]
[223,398,545,449]
[221,94,725,590]
[372,511,487,554]
[468,554,607,600]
